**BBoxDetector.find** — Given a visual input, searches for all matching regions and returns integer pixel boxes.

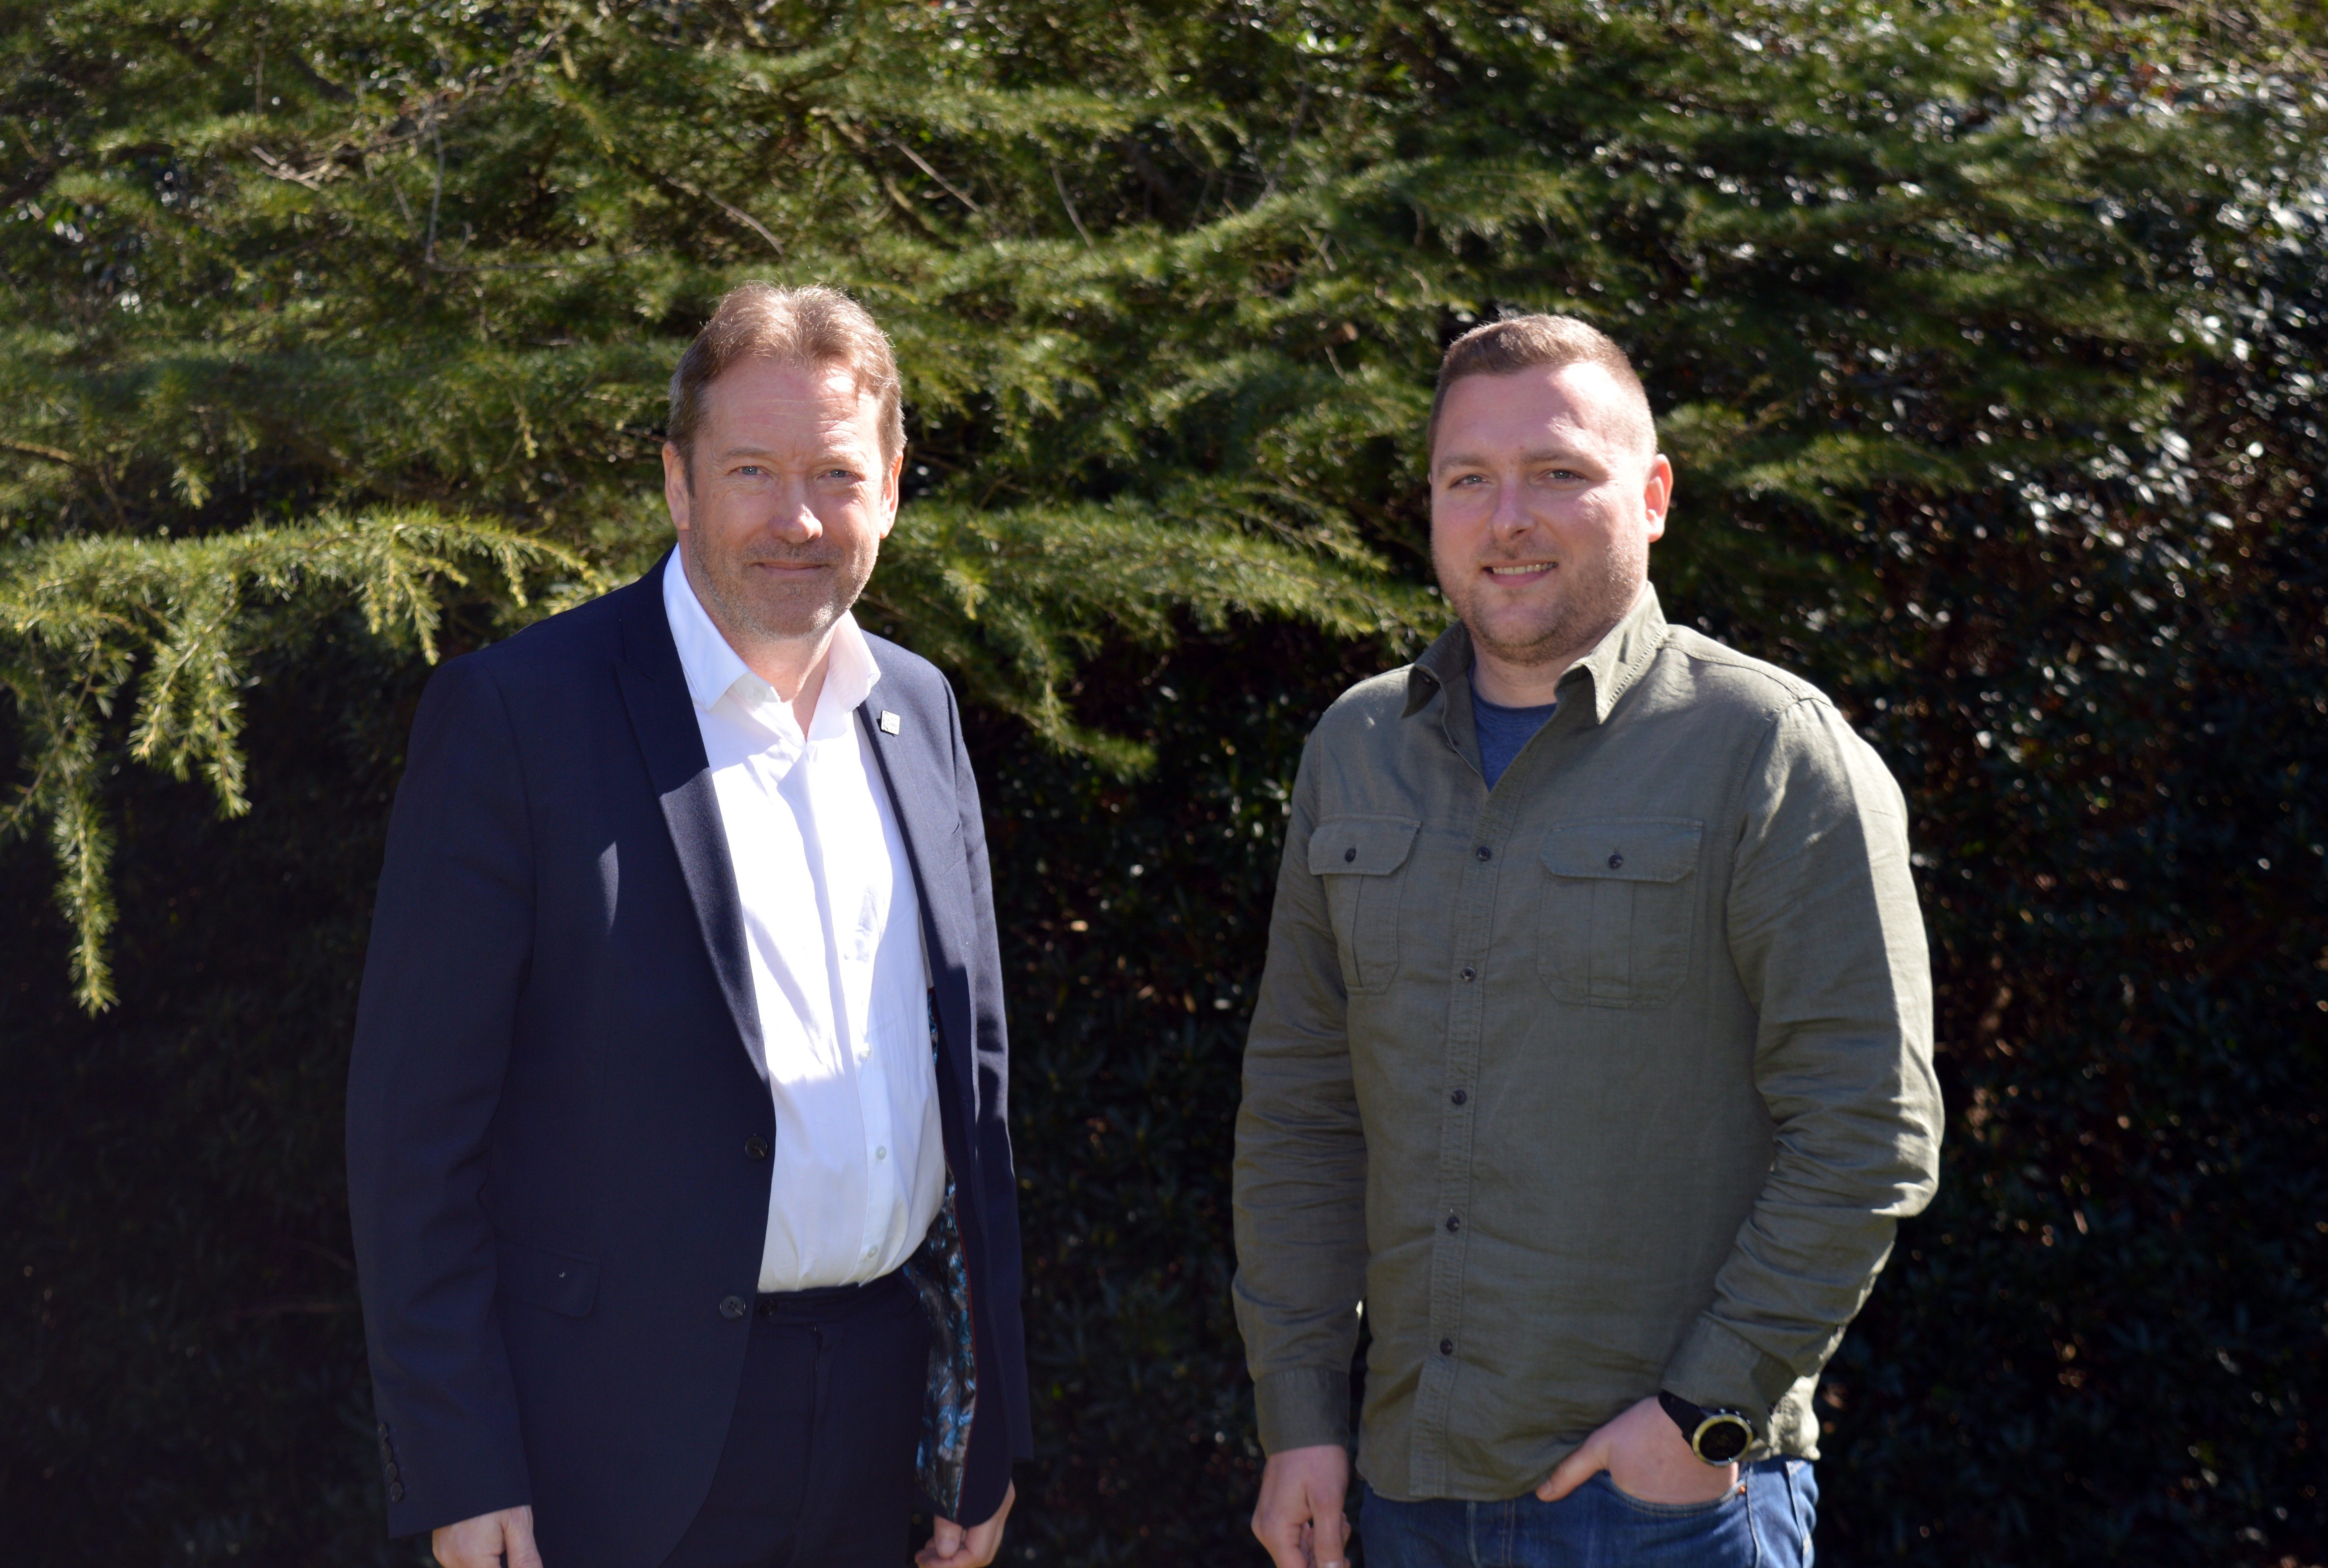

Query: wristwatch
[1657,1390,1755,1465]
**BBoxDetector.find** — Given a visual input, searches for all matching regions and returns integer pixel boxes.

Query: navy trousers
[659,1271,929,1568]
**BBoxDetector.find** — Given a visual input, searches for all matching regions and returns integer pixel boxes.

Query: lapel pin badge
[878,710,902,735]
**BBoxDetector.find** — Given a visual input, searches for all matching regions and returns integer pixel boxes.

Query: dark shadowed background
[2,2,2322,1563]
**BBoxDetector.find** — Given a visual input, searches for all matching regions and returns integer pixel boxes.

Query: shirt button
[1445,1214,1462,1232]
[1450,1088,1468,1106]
[1608,852,1625,870]
[1460,966,1476,982]
[875,1146,889,1161]
[1344,845,1357,863]
[1439,1338,1455,1356]
[719,1295,748,1320]
[1475,845,1492,862]
[744,1135,769,1160]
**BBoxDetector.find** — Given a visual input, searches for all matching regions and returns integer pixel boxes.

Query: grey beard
[696,551,868,645]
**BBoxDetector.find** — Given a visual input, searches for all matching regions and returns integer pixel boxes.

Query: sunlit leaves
[0,511,588,1006]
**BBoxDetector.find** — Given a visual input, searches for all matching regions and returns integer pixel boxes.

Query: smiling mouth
[1486,561,1555,576]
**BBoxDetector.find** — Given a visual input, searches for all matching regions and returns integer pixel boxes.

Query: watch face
[1696,1415,1752,1464]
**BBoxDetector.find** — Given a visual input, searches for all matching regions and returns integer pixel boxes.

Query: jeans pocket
[1597,1473,1742,1520]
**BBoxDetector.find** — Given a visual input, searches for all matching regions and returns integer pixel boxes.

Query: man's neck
[1472,628,1603,709]
[681,549,838,732]
[1470,652,1568,709]
[1468,584,1646,708]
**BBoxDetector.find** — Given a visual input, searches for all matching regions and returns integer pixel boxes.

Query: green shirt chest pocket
[1537,818,1705,1009]
[1309,814,1421,995]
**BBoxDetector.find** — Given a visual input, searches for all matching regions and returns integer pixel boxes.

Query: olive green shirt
[1231,586,1941,1502]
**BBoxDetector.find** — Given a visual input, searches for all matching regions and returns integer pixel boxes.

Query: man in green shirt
[1233,315,1942,1568]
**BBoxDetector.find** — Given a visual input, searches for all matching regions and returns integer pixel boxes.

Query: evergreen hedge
[3,2,2322,1563]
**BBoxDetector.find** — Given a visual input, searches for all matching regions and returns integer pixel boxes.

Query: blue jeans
[1359,1460,1816,1568]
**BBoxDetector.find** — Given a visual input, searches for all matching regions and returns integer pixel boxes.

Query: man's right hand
[1251,1444,1350,1568]
[433,1505,541,1568]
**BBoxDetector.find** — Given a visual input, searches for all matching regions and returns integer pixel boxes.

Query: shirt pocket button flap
[1309,816,1421,994]
[495,1238,602,1318]
[1540,818,1704,882]
[1536,818,1705,1009]
[1308,815,1422,877]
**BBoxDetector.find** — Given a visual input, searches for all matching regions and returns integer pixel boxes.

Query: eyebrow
[713,445,866,466]
[1436,448,1601,472]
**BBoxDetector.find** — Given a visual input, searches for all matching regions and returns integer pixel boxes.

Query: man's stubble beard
[1448,532,1648,676]
[689,529,878,650]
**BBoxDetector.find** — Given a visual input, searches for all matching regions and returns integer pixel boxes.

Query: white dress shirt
[663,553,944,1292]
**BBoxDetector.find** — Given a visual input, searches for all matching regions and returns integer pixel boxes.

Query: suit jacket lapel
[856,698,970,1101]
[614,557,765,1076]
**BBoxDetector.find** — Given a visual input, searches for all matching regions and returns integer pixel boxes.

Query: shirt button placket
[1422,810,1503,1493]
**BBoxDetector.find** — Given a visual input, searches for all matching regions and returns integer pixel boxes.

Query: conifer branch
[0,512,594,1009]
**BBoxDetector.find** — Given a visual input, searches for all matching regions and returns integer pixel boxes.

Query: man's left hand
[1536,1395,1738,1506]
[916,1481,1015,1568]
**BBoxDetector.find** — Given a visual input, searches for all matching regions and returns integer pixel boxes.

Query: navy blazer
[346,556,1031,1565]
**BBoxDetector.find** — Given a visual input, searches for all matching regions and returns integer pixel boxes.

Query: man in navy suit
[347,284,1029,1568]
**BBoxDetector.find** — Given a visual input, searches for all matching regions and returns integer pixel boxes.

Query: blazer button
[744,1135,770,1160]
[719,1295,748,1320]
[388,1481,406,1503]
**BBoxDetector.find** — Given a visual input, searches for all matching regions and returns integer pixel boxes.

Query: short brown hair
[1426,314,1655,463]
[665,282,904,474]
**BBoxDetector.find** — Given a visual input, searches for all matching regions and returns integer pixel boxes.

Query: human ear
[1642,454,1674,543]
[877,447,903,539]
[663,443,694,537]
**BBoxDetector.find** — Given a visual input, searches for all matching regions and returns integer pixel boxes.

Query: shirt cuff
[1661,1315,1800,1436]
[1252,1367,1352,1455]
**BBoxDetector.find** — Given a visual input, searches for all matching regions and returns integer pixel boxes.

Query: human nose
[1487,474,1533,539]
[764,482,823,543]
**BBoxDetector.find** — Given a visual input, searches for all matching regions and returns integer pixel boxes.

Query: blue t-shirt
[1473,688,1557,788]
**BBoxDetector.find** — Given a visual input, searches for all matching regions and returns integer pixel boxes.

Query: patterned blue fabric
[902,995,978,1519]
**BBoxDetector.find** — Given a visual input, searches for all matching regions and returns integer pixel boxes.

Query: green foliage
[0,512,586,1007]
[2,1,2324,1564]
